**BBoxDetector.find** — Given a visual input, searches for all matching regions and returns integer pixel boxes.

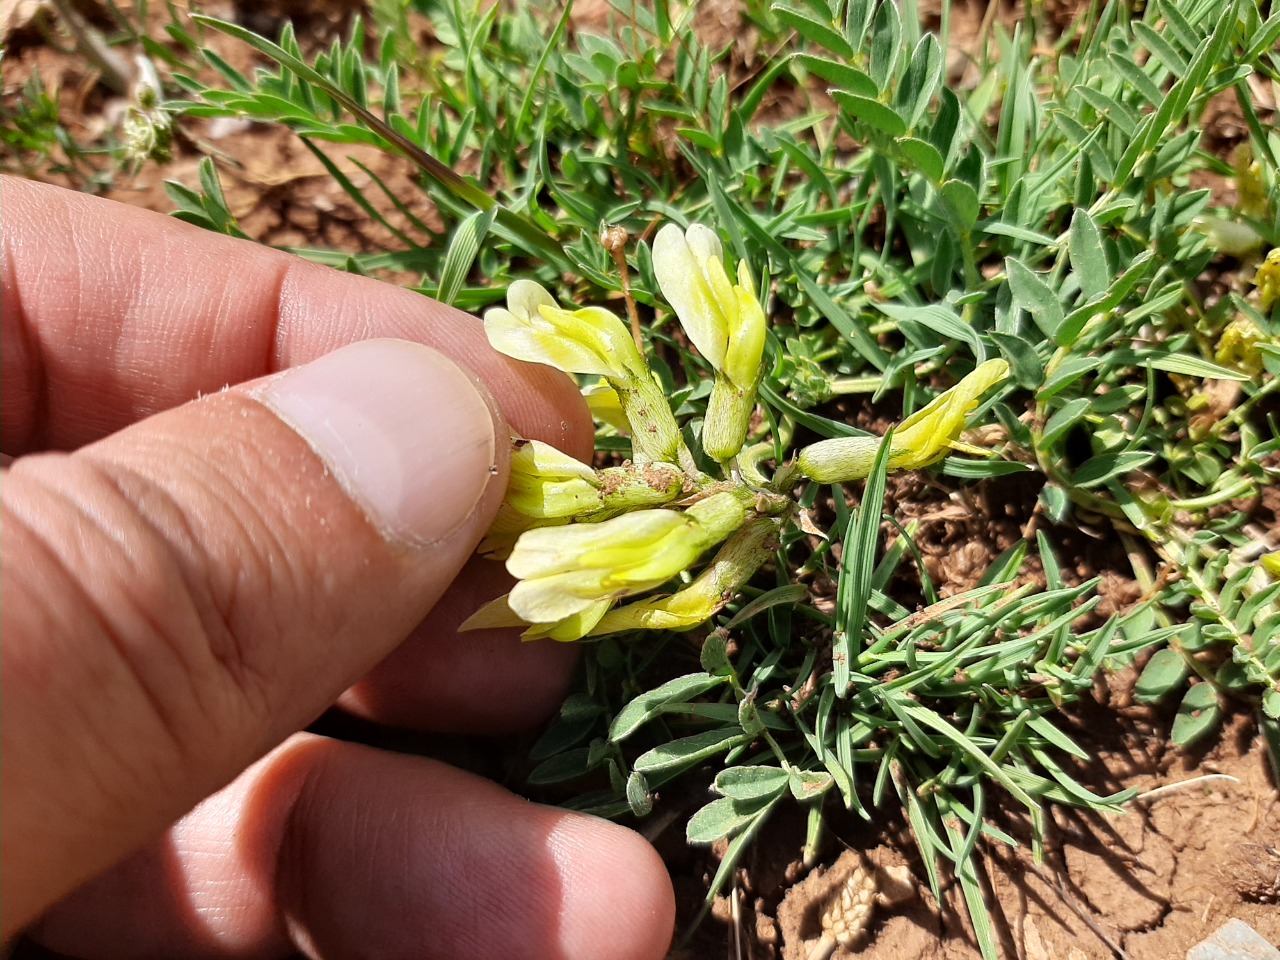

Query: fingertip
[509,360,596,462]
[25,737,678,960]
[547,815,676,960]
[273,743,675,960]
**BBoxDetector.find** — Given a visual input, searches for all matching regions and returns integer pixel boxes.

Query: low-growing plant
[40,0,1280,953]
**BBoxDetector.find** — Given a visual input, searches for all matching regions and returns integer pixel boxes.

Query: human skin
[0,176,675,959]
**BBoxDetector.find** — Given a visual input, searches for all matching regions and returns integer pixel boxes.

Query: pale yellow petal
[703,253,739,331]
[653,223,729,368]
[509,570,610,621]
[723,285,767,389]
[506,279,557,322]
[893,359,1009,468]
[506,509,687,580]
[590,518,779,636]
[522,599,614,641]
[541,304,644,376]
[512,439,597,482]
[583,380,631,433]
[484,310,618,377]
[506,475,602,518]
[685,222,724,264]
[458,593,528,632]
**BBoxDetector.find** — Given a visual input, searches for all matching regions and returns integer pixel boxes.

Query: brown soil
[3,2,1277,959]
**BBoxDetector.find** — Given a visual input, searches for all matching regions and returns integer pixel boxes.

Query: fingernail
[255,339,499,546]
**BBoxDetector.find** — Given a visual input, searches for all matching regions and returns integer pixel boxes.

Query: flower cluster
[1257,248,1280,314]
[463,224,1011,641]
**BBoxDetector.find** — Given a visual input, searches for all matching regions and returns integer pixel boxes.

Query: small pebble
[1186,919,1280,960]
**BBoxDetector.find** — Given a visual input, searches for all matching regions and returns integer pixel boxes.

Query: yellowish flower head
[653,223,766,389]
[484,279,645,380]
[1234,144,1269,222]
[505,491,747,623]
[798,359,1011,482]
[1214,315,1266,377]
[1256,248,1280,313]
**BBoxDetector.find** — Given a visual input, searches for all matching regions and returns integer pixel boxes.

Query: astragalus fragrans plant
[462,222,1011,643]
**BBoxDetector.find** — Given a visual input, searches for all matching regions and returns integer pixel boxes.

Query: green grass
[18,0,1280,954]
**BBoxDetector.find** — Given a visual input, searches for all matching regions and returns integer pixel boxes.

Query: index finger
[0,176,592,459]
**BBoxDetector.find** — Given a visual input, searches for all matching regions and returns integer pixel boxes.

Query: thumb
[0,338,507,935]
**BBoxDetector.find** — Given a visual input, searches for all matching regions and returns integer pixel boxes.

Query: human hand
[0,177,675,959]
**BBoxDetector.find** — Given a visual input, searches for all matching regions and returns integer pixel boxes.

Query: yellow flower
[484,279,646,381]
[1234,144,1269,222]
[1214,315,1266,377]
[589,518,780,635]
[505,491,748,623]
[654,223,767,462]
[1256,248,1280,313]
[484,280,683,464]
[798,359,1010,482]
[654,224,766,387]
[459,593,613,642]
[582,379,631,433]
[505,438,685,520]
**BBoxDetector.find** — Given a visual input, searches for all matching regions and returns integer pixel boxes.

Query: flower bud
[506,439,602,518]
[798,359,1010,482]
[589,518,780,634]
